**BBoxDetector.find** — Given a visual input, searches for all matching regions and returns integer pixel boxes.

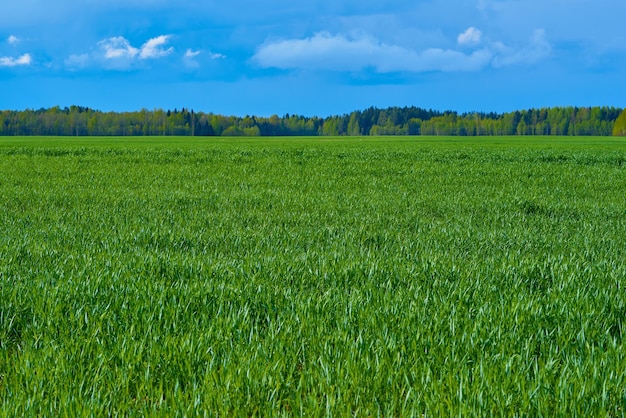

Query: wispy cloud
[185,49,225,60]
[182,49,226,69]
[208,52,226,60]
[183,48,201,68]
[184,49,201,59]
[7,35,21,45]
[99,37,139,59]
[458,27,482,46]
[0,53,32,67]
[139,35,173,59]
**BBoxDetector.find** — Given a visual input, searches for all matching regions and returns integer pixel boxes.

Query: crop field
[1,136,626,415]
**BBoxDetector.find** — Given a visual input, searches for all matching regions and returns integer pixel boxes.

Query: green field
[1,136,625,415]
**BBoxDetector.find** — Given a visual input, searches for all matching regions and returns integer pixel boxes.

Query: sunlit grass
[1,136,625,415]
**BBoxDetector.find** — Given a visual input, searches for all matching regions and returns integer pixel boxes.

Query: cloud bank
[252,32,492,73]
[253,28,551,73]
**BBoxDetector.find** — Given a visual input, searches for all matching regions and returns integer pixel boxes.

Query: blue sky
[1,0,625,116]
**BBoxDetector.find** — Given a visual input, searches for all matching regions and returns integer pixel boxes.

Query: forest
[1,105,626,137]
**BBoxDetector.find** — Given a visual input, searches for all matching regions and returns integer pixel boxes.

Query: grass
[1,136,626,415]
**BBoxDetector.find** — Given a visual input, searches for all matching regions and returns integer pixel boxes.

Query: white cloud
[253,32,492,73]
[7,35,20,45]
[185,49,200,58]
[97,35,173,61]
[139,35,173,59]
[183,49,225,69]
[0,53,32,67]
[208,52,225,60]
[183,49,201,68]
[253,29,551,74]
[458,27,482,46]
[99,36,139,59]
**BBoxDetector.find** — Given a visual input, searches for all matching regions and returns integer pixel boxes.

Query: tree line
[1,105,625,137]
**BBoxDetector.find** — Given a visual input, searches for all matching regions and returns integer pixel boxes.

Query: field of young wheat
[1,136,625,415]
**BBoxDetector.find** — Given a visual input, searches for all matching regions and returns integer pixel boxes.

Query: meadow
[1,136,625,415]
